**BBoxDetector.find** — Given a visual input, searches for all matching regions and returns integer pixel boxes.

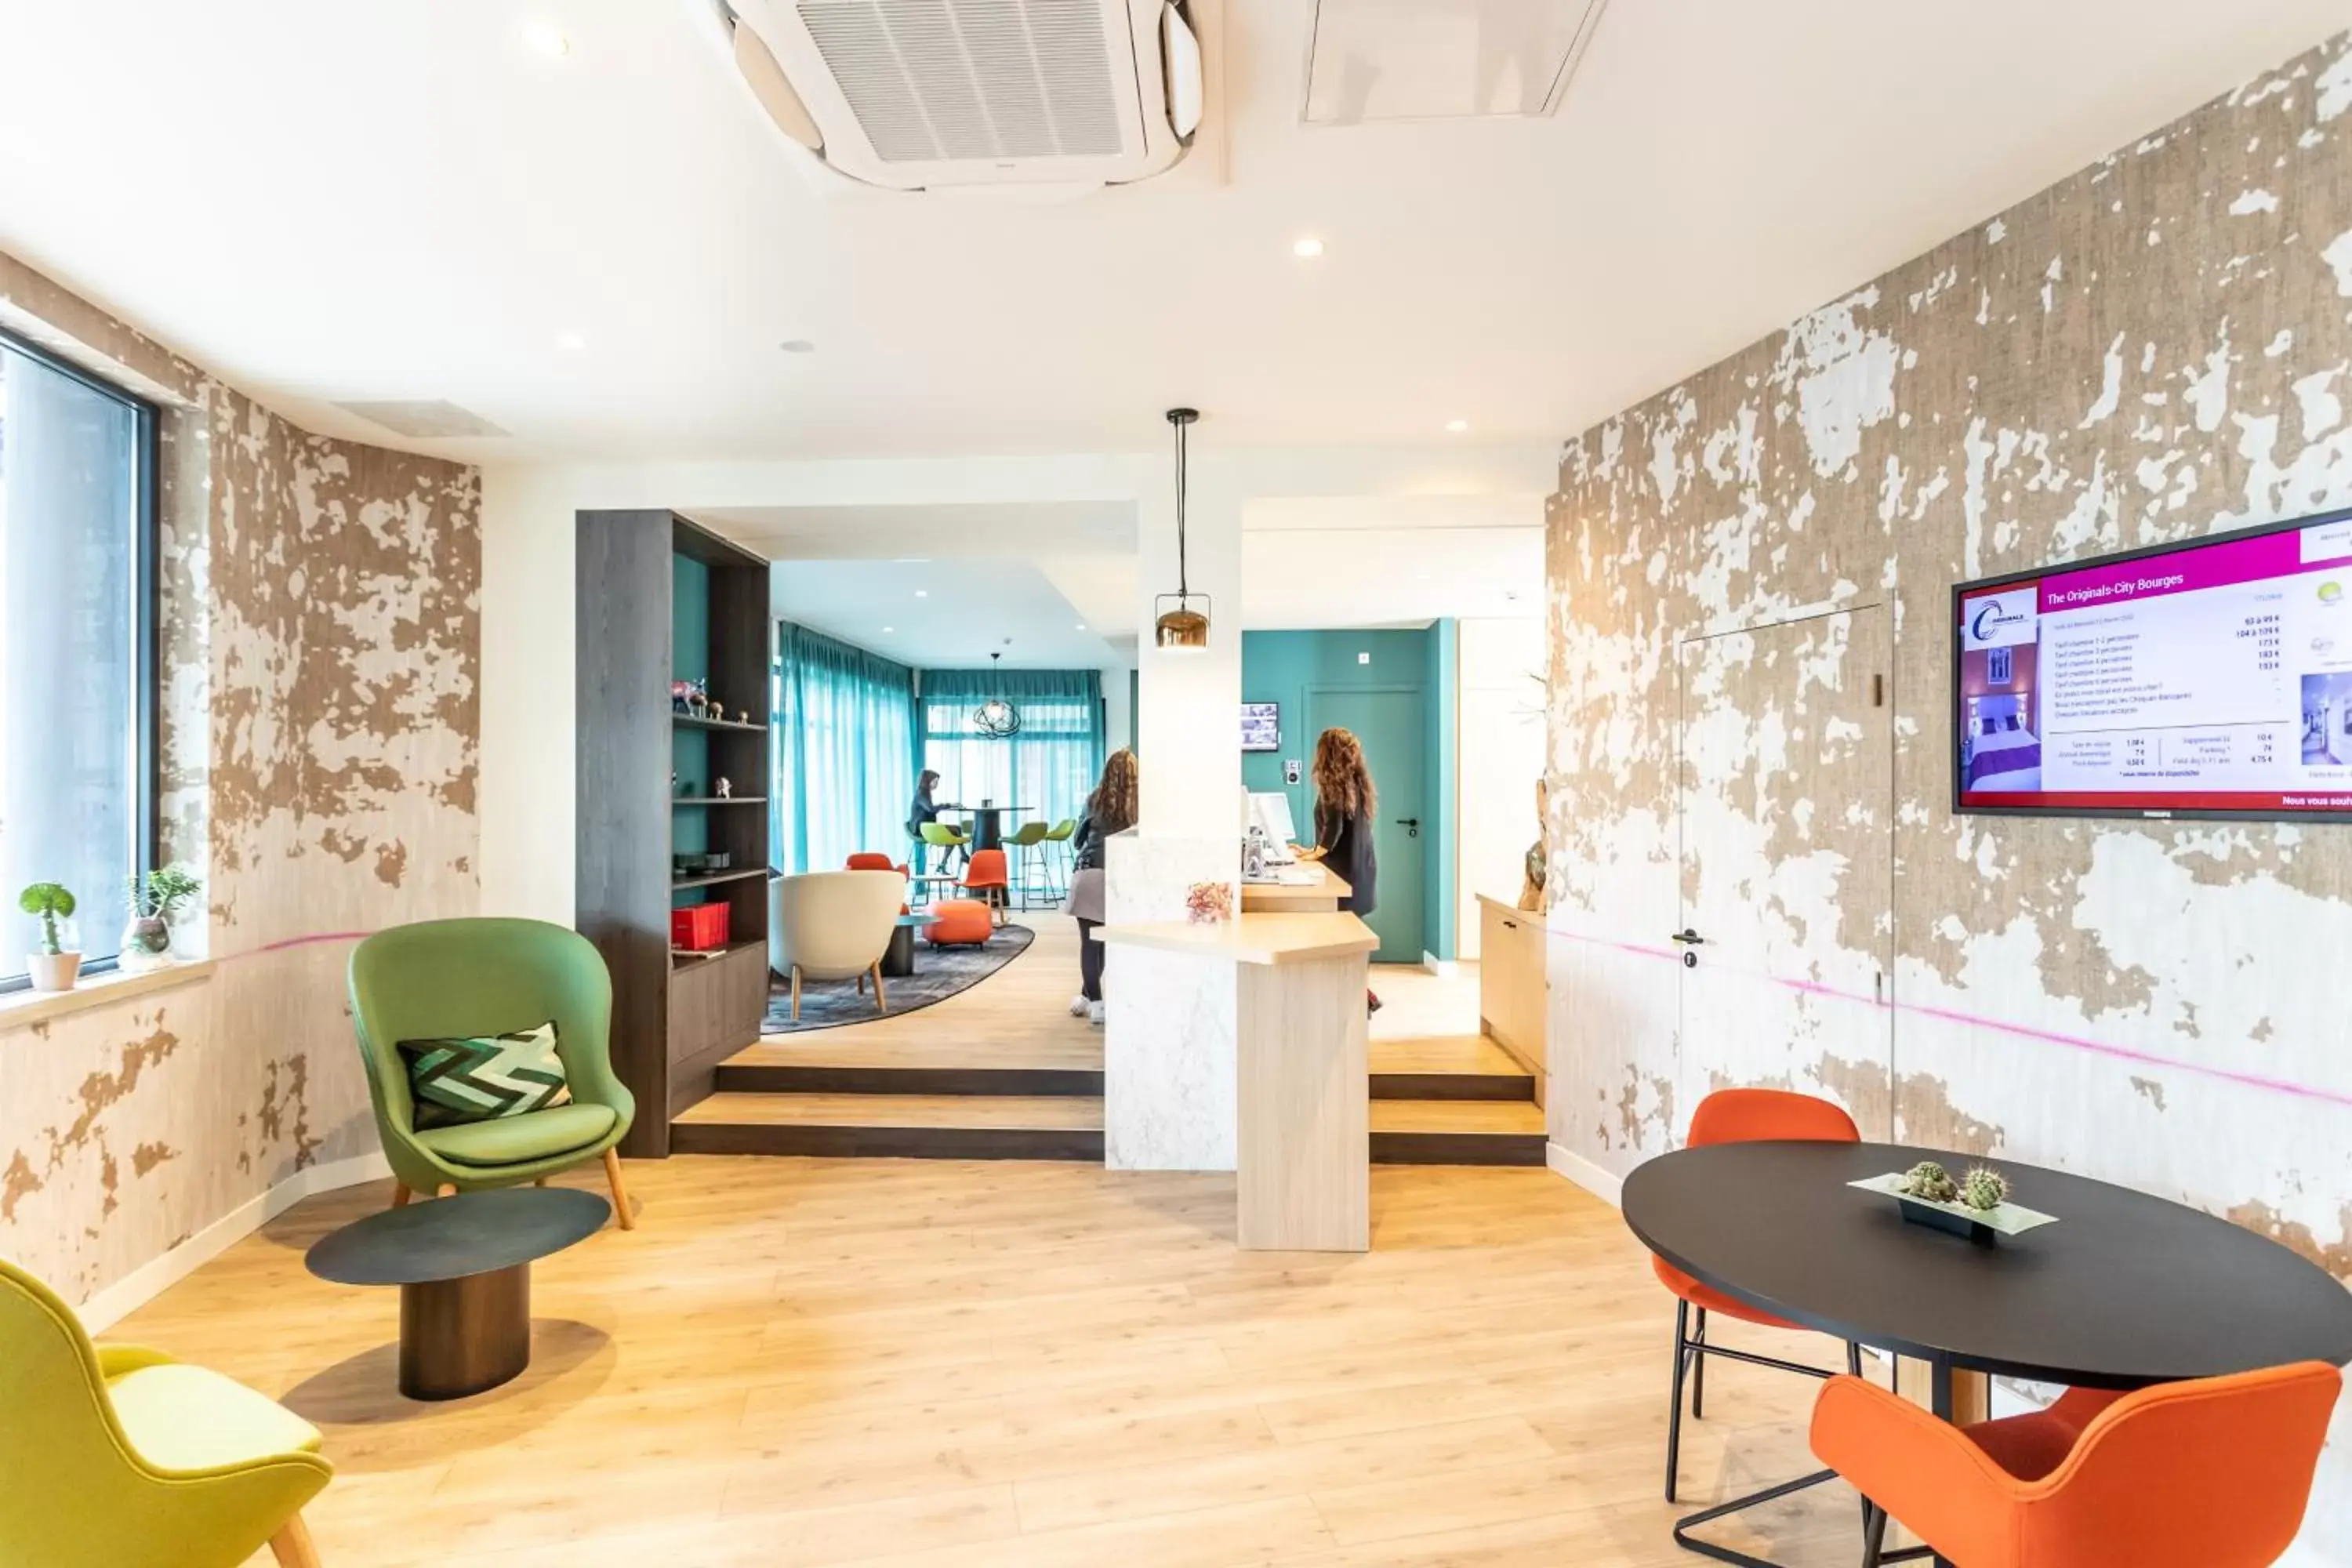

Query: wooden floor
[136,1157,1882,1568]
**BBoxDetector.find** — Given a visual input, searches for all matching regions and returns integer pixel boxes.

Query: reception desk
[1238,862,1349,913]
[1094,912,1378,1250]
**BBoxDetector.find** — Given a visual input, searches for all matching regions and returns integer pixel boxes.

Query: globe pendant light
[972,651,1021,737]
[1154,407,1210,651]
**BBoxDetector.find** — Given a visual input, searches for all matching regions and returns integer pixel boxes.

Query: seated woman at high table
[1289,726,1381,1014]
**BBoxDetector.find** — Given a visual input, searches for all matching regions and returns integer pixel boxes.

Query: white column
[1104,455,1243,1171]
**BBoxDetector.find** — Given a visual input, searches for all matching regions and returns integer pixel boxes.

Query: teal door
[1304,686,1425,963]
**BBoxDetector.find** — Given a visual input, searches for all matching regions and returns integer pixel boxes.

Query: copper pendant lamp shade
[1154,407,1210,652]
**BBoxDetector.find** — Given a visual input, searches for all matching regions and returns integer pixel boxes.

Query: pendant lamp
[1154,407,1210,651]
[972,651,1021,737]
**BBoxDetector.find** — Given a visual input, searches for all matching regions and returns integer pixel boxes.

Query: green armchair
[347,917,637,1228]
[0,1258,332,1567]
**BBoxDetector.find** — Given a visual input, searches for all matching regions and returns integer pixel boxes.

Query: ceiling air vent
[720,0,1200,192]
[332,400,509,439]
[1303,0,1607,125]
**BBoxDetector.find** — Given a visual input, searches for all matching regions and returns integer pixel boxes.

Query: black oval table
[1623,1141,2352,1568]
[307,1187,609,1400]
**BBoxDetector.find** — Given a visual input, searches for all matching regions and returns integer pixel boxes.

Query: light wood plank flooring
[115,1156,1885,1568]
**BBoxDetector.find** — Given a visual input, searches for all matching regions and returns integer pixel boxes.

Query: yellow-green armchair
[347,917,638,1227]
[0,1258,332,1567]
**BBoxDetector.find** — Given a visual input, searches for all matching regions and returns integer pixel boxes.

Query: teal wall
[1240,627,1454,961]
[670,554,710,866]
[1425,619,1458,965]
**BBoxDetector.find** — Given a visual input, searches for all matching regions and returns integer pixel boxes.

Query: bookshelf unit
[576,510,773,1157]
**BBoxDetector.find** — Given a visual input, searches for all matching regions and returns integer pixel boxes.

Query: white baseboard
[1419,953,1460,978]
[1545,1140,1624,1207]
[75,1151,390,1333]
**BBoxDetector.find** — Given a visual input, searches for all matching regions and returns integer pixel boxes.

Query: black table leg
[398,1263,531,1399]
[1927,1358,1957,1568]
[881,922,917,979]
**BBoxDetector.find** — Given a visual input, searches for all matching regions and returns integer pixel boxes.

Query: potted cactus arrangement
[121,863,202,974]
[18,882,82,992]
[1851,1156,2056,1241]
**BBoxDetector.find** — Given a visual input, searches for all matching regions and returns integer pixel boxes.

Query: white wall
[1457,616,1546,958]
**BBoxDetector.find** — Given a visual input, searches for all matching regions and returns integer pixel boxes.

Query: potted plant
[122,863,201,973]
[19,882,82,992]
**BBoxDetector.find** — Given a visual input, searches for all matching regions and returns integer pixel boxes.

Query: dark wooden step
[713,1061,1105,1098]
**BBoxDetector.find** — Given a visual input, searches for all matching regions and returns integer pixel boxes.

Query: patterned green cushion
[396,1022,573,1131]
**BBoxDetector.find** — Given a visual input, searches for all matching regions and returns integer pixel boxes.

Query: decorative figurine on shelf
[671,680,692,714]
[715,777,733,799]
[688,678,711,717]
[739,707,756,727]
[1519,775,1549,913]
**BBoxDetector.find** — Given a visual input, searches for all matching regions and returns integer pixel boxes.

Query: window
[0,330,158,989]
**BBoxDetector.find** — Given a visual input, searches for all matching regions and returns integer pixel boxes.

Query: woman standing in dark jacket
[1295,727,1381,1011]
[1065,748,1138,1024]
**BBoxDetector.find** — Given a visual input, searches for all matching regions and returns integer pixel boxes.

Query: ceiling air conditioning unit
[717,0,1203,193]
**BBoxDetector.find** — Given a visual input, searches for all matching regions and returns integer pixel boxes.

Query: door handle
[1396,817,1421,838]
[1670,929,1704,944]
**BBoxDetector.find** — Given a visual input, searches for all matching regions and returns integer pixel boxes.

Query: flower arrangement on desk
[121,863,202,974]
[1900,1160,2009,1212]
[1184,880,1232,924]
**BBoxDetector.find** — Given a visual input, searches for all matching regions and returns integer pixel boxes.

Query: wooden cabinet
[576,510,773,1156]
[1478,895,1547,1109]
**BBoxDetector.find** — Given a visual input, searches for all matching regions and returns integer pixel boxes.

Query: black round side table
[307,1186,609,1400]
[1622,1141,2352,1568]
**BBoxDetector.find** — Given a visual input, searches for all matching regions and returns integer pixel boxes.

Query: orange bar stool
[959,848,1011,926]
[1811,1360,2340,1567]
[1645,1089,1864,1563]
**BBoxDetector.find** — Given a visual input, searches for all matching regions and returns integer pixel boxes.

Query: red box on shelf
[670,902,731,952]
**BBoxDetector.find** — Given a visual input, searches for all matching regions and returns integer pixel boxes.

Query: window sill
[0,959,217,1035]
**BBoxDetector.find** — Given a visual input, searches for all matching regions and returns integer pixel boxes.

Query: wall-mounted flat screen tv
[1240,702,1280,752]
[1954,508,2352,821]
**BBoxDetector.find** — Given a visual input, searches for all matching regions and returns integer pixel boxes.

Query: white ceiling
[771,557,1119,670]
[2,1,2343,463]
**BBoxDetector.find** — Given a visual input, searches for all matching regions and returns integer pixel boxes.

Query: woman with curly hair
[1065,747,1138,1025]
[1294,727,1382,1012]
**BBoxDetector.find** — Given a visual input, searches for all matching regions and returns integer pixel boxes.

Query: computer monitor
[1246,790,1298,848]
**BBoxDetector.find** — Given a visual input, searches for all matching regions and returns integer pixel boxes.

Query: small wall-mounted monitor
[1240,701,1280,751]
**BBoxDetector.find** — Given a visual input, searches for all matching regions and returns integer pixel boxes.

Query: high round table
[307,1187,609,1400]
[947,804,1030,853]
[1622,1141,2352,1568]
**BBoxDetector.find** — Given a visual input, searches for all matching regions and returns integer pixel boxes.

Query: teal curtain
[919,668,1105,843]
[774,624,919,873]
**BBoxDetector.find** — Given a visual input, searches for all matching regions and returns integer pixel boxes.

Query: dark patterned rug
[761,922,1036,1033]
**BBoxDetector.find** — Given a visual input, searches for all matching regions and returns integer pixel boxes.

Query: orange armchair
[1810,1363,2341,1567]
[1653,1089,1863,1508]
[846,852,910,914]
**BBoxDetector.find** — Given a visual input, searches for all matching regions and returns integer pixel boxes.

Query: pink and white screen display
[1955,512,2352,817]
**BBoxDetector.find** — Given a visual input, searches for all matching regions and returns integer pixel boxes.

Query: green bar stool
[1042,817,1077,903]
[919,821,970,879]
[1005,820,1053,910]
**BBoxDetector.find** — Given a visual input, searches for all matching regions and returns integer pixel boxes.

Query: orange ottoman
[925,899,993,948]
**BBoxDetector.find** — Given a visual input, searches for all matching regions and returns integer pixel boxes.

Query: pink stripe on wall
[1548,924,2352,1109]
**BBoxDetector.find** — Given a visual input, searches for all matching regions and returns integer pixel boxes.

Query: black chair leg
[1665,1300,1691,1502]
[1690,1306,1708,1419]
[1847,1340,1863,1378]
[1862,1501,1888,1568]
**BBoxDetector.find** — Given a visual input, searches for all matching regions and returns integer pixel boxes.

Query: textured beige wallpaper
[1547,31,2352,1289]
[0,252,479,1304]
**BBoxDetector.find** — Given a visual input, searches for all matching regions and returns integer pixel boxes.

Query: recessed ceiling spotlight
[1292,237,1325,259]
[881,626,895,633]
[1445,419,1469,433]
[1075,623,1087,631]
[914,589,929,598]
[779,339,817,354]
[556,331,586,351]
[895,556,927,563]
[519,20,570,57]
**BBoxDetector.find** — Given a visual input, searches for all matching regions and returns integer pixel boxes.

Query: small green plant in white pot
[122,863,201,973]
[19,882,82,992]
